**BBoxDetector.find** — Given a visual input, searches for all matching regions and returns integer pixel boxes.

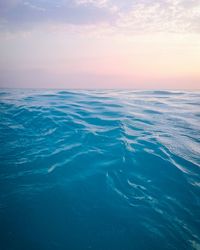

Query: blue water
[0,89,200,250]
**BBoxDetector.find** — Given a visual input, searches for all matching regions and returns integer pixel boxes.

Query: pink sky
[0,0,200,89]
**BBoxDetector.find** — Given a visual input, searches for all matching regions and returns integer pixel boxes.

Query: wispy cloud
[0,0,200,33]
[116,0,200,33]
[0,0,116,31]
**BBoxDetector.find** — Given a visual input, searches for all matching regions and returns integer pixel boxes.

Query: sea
[0,89,200,250]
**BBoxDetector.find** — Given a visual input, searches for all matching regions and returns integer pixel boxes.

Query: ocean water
[0,89,200,250]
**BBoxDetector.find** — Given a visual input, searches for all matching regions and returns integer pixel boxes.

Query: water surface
[0,89,200,250]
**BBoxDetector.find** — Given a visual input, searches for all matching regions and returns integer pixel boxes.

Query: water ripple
[0,89,200,250]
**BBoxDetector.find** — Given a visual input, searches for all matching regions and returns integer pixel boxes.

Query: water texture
[0,89,200,250]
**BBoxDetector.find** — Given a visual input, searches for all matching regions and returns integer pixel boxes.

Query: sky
[0,0,200,89]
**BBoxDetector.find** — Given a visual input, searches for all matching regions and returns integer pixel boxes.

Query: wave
[0,89,200,250]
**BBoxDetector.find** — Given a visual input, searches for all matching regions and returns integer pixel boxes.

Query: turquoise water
[0,89,200,250]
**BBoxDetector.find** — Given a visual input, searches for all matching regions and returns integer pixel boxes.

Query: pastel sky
[0,0,200,89]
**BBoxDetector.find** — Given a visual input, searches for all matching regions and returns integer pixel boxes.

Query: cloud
[0,0,116,31]
[0,0,200,33]
[116,0,200,33]
[75,0,109,8]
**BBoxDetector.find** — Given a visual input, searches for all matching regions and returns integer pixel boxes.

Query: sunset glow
[0,0,200,89]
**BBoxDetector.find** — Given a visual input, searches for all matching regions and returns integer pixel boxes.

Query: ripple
[0,89,200,250]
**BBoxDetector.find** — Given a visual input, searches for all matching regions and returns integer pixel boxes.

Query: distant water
[0,89,200,250]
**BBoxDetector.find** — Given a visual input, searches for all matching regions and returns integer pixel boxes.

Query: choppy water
[0,89,200,250]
